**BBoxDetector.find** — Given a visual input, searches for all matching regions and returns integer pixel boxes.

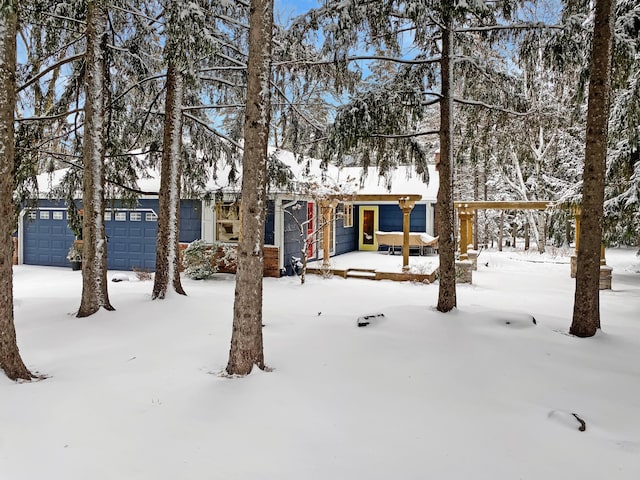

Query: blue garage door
[23,209,76,267]
[23,208,160,271]
[105,209,158,270]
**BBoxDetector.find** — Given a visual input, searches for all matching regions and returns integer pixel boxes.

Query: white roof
[36,148,439,201]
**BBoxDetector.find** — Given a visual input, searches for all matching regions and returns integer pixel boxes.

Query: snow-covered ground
[2,248,639,480]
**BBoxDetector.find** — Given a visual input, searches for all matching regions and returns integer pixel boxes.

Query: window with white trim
[104,211,112,221]
[145,212,157,222]
[115,212,126,221]
[130,212,142,221]
[343,203,353,228]
[28,210,37,220]
[53,211,64,220]
[39,211,50,220]
[216,202,241,242]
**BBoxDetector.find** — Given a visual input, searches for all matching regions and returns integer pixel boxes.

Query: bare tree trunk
[0,1,33,381]
[571,0,615,337]
[78,0,113,317]
[436,10,457,313]
[226,0,273,375]
[152,60,186,299]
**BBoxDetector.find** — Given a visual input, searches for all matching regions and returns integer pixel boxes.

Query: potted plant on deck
[67,243,82,271]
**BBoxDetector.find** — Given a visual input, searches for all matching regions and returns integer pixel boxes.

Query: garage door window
[145,212,157,222]
[53,211,64,220]
[39,211,50,220]
[115,212,126,221]
[130,212,142,221]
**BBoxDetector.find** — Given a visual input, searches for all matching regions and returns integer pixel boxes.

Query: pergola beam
[454,200,555,210]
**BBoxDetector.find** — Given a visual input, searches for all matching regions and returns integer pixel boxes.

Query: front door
[359,206,378,251]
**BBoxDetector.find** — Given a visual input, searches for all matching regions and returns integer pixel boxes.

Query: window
[130,212,142,221]
[342,203,353,228]
[39,211,50,220]
[27,210,36,220]
[145,212,158,222]
[115,212,126,221]
[53,211,64,220]
[104,211,112,221]
[216,202,241,242]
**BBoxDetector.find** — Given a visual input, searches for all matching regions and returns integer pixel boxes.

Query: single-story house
[17,149,438,275]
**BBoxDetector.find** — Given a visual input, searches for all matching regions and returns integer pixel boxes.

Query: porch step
[346,268,377,279]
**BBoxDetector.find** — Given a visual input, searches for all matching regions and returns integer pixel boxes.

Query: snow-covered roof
[35,148,439,201]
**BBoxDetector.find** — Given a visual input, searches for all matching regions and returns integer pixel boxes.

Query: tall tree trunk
[570,0,616,337]
[152,60,186,299]
[436,9,457,312]
[78,0,114,317]
[226,0,273,375]
[0,1,33,381]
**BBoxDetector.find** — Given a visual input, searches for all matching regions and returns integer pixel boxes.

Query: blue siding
[264,200,275,245]
[178,199,202,242]
[282,200,307,275]
[335,203,357,255]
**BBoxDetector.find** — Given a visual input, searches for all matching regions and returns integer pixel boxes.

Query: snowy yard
[2,248,640,480]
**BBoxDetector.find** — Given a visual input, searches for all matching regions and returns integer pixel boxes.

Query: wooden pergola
[454,200,555,259]
[320,194,423,271]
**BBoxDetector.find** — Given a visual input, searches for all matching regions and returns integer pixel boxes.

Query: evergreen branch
[199,76,245,88]
[455,22,563,33]
[17,52,85,93]
[16,108,84,122]
[216,14,249,30]
[110,4,164,26]
[366,130,440,139]
[274,55,440,67]
[22,7,87,26]
[182,104,245,110]
[198,65,246,72]
[126,87,166,152]
[110,73,166,106]
[453,97,531,116]
[271,81,325,133]
[182,113,243,150]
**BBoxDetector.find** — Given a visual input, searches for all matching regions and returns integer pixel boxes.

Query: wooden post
[398,197,415,272]
[459,210,469,260]
[320,201,331,268]
[600,243,606,265]
[466,211,474,250]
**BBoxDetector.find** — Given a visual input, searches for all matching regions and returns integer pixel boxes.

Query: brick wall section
[179,243,280,278]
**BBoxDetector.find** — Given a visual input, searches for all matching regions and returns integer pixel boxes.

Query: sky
[2,246,639,479]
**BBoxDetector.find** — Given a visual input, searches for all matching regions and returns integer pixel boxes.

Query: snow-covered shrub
[182,240,238,280]
[183,240,217,280]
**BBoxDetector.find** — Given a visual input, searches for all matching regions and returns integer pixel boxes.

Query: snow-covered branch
[17,52,84,93]
[453,97,531,116]
[182,113,243,150]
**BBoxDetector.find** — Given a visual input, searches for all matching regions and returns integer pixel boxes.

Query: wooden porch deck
[306,251,439,283]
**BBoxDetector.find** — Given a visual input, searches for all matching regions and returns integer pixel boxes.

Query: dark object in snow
[532,316,537,325]
[318,312,322,316]
[357,313,385,327]
[572,413,587,432]
[484,262,489,267]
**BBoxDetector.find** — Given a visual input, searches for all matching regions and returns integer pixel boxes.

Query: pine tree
[570,0,617,337]
[0,0,34,381]
[226,0,274,376]
[77,0,114,316]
